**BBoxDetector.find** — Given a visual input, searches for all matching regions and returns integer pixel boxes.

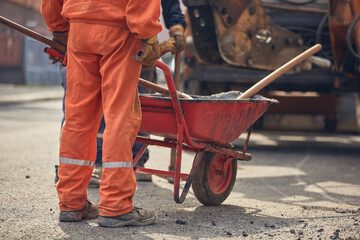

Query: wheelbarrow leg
[169,47,182,180]
[173,121,184,203]
[133,143,149,167]
[173,119,205,203]
[173,149,205,204]
[168,151,176,182]
[242,125,253,155]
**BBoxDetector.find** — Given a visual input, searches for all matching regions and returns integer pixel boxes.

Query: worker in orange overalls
[42,0,162,227]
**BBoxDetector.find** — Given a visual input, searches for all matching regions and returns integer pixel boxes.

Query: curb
[0,85,64,104]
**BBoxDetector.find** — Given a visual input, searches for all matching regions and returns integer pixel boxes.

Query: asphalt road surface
[0,100,359,239]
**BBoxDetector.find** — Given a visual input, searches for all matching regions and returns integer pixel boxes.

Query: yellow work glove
[133,35,160,70]
[50,31,68,65]
[169,25,186,53]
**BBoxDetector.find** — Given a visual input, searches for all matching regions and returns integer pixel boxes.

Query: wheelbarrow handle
[154,60,203,148]
[138,78,192,99]
[44,47,65,59]
[237,44,322,100]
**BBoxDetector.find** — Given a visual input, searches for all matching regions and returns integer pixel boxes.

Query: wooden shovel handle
[138,78,193,99]
[237,44,322,100]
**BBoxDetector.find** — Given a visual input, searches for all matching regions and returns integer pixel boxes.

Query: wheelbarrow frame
[133,60,254,204]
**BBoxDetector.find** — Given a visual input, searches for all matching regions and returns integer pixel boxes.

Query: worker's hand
[169,25,186,53]
[158,38,176,56]
[50,31,68,65]
[133,35,160,70]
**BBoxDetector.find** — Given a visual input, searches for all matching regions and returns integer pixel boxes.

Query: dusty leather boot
[92,164,102,179]
[59,200,99,222]
[87,176,100,188]
[98,207,156,227]
[134,155,152,182]
[88,164,102,188]
[135,173,152,182]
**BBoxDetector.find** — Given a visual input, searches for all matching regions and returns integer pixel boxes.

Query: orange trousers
[56,22,142,217]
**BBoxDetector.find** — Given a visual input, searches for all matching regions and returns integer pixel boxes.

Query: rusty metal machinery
[328,0,360,89]
[212,0,308,71]
[184,0,308,71]
[183,0,360,93]
[183,0,223,65]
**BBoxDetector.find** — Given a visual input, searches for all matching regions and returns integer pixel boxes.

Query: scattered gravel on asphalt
[175,219,187,225]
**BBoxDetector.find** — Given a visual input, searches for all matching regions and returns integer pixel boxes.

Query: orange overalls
[42,0,162,217]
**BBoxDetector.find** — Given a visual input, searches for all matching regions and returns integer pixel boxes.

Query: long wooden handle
[0,15,67,53]
[138,78,193,99]
[237,44,322,100]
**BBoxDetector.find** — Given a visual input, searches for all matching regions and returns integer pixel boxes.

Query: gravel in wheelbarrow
[139,91,278,145]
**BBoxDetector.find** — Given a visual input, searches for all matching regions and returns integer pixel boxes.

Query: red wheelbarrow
[134,60,278,206]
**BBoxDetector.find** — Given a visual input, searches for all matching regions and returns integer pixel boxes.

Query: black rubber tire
[192,151,237,206]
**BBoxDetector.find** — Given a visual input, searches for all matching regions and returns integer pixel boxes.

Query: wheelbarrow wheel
[192,151,237,206]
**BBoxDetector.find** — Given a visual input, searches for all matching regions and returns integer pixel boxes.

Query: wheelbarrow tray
[139,91,278,144]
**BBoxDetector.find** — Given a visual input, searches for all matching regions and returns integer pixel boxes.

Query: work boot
[98,207,156,227]
[88,164,102,188]
[135,173,152,182]
[167,169,175,184]
[167,176,174,184]
[167,156,175,184]
[59,200,99,222]
[134,155,152,182]
[87,175,100,188]
[54,165,59,184]
[92,164,102,179]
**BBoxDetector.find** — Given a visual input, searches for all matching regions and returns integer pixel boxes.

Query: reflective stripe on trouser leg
[59,157,95,167]
[102,162,133,168]
[56,157,96,211]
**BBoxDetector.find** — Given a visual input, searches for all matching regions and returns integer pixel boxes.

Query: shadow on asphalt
[232,131,360,217]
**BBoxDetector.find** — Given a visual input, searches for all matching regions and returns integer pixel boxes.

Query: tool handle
[237,44,322,100]
[0,16,67,53]
[138,78,192,99]
[44,47,65,59]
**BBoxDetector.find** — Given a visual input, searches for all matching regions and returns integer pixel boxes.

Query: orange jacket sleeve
[41,0,70,32]
[125,0,163,40]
